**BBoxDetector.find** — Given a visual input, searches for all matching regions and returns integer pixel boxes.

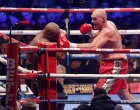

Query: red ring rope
[0,7,140,13]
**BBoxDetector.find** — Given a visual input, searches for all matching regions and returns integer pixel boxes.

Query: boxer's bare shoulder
[107,20,118,30]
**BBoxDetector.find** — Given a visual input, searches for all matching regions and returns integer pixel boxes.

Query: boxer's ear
[102,17,105,23]
[102,16,107,23]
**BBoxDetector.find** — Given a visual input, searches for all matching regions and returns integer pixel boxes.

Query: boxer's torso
[94,21,127,60]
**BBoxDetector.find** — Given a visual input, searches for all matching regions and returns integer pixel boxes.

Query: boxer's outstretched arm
[77,31,110,48]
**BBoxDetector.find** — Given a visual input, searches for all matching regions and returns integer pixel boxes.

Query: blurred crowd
[0,0,140,84]
[0,0,140,110]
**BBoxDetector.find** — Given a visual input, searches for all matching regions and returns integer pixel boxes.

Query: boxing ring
[0,7,140,110]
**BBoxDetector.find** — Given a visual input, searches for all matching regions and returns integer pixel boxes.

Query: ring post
[64,9,70,71]
[6,43,18,110]
[38,44,47,110]
[46,43,57,110]
[38,43,57,110]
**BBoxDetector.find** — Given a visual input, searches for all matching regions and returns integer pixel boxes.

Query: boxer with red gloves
[57,23,97,48]
[29,22,68,110]
[30,22,60,46]
[30,22,68,60]
[80,23,96,38]
[30,22,73,49]
[57,29,69,47]
[57,30,78,48]
[60,8,140,110]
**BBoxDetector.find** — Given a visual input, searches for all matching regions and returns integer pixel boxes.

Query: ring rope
[0,7,140,12]
[19,47,140,54]
[0,54,27,59]
[43,74,140,79]
[0,74,140,80]
[19,47,140,53]
[1,53,140,60]
[50,99,140,104]
[19,99,140,104]
[70,54,140,59]
[0,32,28,46]
[0,57,38,73]
[42,48,140,53]
[0,73,39,80]
[20,46,39,52]
[0,30,140,35]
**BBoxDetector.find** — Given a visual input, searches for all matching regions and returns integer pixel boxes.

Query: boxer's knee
[117,88,130,99]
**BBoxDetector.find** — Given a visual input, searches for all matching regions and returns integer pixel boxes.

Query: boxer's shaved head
[44,22,60,42]
[92,9,107,21]
[91,9,107,30]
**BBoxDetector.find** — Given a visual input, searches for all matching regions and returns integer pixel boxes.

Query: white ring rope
[50,99,140,104]
[0,30,140,35]
[0,74,139,80]
[0,57,38,73]
[0,54,27,59]
[0,76,7,80]
[48,74,140,79]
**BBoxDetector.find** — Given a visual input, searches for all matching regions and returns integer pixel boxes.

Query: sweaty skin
[30,32,50,46]
[78,9,140,110]
[77,9,127,60]
[30,22,60,46]
[30,22,66,59]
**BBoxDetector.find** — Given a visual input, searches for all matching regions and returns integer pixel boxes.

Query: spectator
[88,0,98,8]
[1,95,21,110]
[46,13,58,23]
[127,35,140,49]
[57,64,68,110]
[125,0,135,8]
[21,100,37,110]
[76,104,90,110]
[69,13,76,30]
[0,12,11,30]
[0,1,8,7]
[126,35,140,73]
[0,44,7,54]
[75,13,85,25]
[100,2,109,8]
[8,0,16,7]
[0,22,10,30]
[57,64,66,85]
[65,59,83,84]
[32,0,55,8]
[21,12,35,26]
[90,88,123,110]
[35,13,47,29]
[65,58,97,84]
[15,0,32,7]
[85,37,99,81]
[72,108,78,110]
[22,25,35,44]
[46,10,63,28]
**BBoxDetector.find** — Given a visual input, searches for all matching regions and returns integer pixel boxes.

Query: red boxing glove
[80,23,92,35]
[57,30,70,47]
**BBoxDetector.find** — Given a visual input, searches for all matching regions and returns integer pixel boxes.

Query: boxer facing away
[29,22,66,60]
[57,9,140,110]
[30,22,60,46]
[25,22,67,96]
